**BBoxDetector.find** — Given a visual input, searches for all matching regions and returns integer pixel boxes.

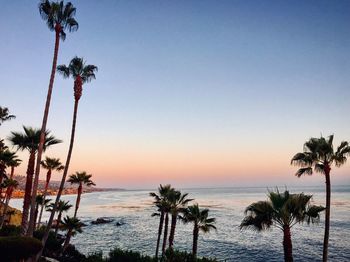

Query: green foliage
[164,249,217,262]
[108,248,155,262]
[83,251,106,262]
[34,227,63,256]
[0,225,21,236]
[0,236,42,260]
[60,244,86,262]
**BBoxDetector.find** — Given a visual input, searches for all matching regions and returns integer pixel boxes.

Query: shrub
[59,244,86,262]
[164,249,218,262]
[34,228,63,256]
[0,225,21,236]
[0,236,42,260]
[108,248,155,262]
[83,251,106,262]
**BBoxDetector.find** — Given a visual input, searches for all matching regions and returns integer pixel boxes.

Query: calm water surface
[11,186,350,261]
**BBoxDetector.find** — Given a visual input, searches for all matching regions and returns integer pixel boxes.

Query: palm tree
[42,57,97,250]
[240,189,325,262]
[0,178,19,228]
[33,0,78,241]
[37,157,64,228]
[46,200,72,236]
[61,216,83,252]
[291,135,350,262]
[0,149,16,196]
[149,184,173,259]
[182,204,216,259]
[7,154,22,179]
[0,106,15,126]
[168,190,193,250]
[67,171,95,218]
[8,126,61,236]
[35,195,51,229]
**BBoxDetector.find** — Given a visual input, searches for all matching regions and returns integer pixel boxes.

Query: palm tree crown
[57,57,98,101]
[39,0,78,40]
[67,171,95,187]
[291,135,350,177]
[41,157,64,172]
[8,126,62,153]
[0,106,15,126]
[183,204,217,233]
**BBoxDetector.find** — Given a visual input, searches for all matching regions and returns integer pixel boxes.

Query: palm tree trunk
[323,167,331,262]
[62,229,72,253]
[28,23,61,238]
[39,99,79,260]
[21,151,36,236]
[73,184,82,218]
[168,213,177,249]
[283,225,293,262]
[162,212,169,256]
[54,211,62,237]
[10,166,14,179]
[155,211,164,259]
[192,224,199,259]
[34,203,39,230]
[37,171,51,229]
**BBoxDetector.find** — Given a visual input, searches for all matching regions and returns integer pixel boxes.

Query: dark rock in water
[115,221,125,227]
[91,217,114,225]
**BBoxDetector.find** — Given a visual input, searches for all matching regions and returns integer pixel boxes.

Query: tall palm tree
[182,204,216,259]
[67,171,95,218]
[0,178,19,228]
[0,106,15,126]
[46,200,72,236]
[37,157,64,228]
[168,190,193,250]
[240,189,325,262]
[61,216,83,252]
[32,0,78,240]
[41,57,97,251]
[149,184,173,259]
[291,135,350,262]
[8,126,61,236]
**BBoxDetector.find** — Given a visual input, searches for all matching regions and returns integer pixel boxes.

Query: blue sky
[1,1,349,188]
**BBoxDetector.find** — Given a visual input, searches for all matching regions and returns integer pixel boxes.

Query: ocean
[10,186,350,261]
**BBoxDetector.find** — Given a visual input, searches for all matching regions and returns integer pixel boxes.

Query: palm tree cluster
[0,0,98,260]
[150,184,216,260]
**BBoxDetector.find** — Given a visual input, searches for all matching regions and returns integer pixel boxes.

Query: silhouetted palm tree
[0,149,17,197]
[182,204,216,259]
[42,57,97,249]
[37,157,64,228]
[35,195,51,229]
[46,200,72,236]
[34,0,78,241]
[8,126,61,235]
[240,189,325,262]
[7,154,21,179]
[168,190,193,250]
[150,184,173,258]
[61,216,83,252]
[291,135,350,262]
[0,106,15,126]
[0,178,19,228]
[67,171,95,218]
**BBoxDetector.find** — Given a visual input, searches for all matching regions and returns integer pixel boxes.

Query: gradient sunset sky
[1,1,349,188]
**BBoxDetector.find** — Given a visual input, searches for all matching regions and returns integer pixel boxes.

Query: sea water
[10,186,350,261]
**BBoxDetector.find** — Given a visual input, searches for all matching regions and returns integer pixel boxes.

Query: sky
[0,0,349,189]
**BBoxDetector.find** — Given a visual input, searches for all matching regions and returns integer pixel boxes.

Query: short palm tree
[35,195,51,229]
[36,0,77,249]
[67,171,95,218]
[8,126,61,235]
[182,204,216,259]
[37,157,64,228]
[168,190,193,250]
[42,57,97,249]
[46,200,72,236]
[240,189,325,262]
[0,178,19,228]
[150,184,173,258]
[7,154,22,179]
[291,135,350,262]
[61,216,83,252]
[0,106,15,126]
[0,149,17,197]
